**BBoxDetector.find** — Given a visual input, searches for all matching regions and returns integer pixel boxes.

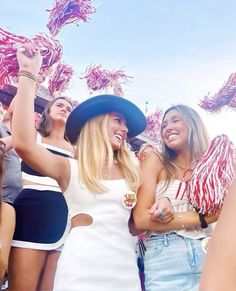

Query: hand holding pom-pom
[17,43,42,76]
[113,81,124,97]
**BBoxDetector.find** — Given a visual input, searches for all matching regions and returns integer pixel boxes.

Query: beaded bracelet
[18,70,37,83]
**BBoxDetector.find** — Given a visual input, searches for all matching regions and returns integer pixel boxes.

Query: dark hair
[37,97,73,137]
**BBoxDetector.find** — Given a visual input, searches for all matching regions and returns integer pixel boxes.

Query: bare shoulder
[141,149,163,166]
[67,143,76,156]
[140,149,164,180]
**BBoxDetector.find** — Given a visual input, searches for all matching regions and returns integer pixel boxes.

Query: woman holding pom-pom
[8,59,74,290]
[133,104,224,291]
[11,42,146,291]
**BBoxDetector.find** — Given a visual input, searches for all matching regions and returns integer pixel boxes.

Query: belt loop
[163,234,168,247]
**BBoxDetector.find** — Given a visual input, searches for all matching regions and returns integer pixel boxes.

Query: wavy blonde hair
[160,104,209,185]
[75,114,142,193]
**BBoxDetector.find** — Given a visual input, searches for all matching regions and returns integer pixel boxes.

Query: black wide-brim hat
[66,94,147,144]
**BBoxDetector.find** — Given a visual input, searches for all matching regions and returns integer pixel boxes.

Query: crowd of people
[0,42,235,291]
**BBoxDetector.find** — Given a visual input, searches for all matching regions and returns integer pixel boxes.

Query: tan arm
[200,180,236,291]
[12,45,70,191]
[133,152,218,233]
[0,203,15,278]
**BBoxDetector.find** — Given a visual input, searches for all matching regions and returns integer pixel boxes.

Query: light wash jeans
[144,233,205,291]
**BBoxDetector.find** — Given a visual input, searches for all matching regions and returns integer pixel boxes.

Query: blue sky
[0,0,236,144]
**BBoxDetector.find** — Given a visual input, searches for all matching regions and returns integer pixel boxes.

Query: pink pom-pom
[80,64,132,92]
[0,28,63,87]
[200,73,236,112]
[187,134,235,214]
[0,28,28,87]
[31,33,63,73]
[144,110,163,141]
[48,62,74,97]
[47,0,96,37]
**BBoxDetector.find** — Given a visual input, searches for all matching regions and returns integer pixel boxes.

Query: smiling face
[161,109,190,153]
[107,112,128,150]
[49,98,72,123]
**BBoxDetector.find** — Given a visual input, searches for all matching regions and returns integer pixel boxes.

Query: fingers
[17,43,40,58]
[113,81,124,97]
[149,201,159,215]
[150,207,174,222]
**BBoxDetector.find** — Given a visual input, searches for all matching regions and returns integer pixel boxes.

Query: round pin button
[121,191,137,209]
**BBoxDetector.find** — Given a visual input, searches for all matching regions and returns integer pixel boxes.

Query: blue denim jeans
[144,233,205,291]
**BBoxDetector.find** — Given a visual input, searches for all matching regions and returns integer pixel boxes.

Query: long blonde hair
[161,104,209,185]
[76,114,142,193]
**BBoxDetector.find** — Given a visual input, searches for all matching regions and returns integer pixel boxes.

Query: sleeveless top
[22,135,73,191]
[53,158,141,291]
[64,158,137,219]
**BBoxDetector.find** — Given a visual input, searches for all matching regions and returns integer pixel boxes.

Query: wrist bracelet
[199,213,208,229]
[18,70,37,83]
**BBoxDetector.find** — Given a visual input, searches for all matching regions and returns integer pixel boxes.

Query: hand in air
[16,43,42,76]
[113,81,124,97]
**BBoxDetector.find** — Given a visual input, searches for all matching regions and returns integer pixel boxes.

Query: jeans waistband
[148,232,182,243]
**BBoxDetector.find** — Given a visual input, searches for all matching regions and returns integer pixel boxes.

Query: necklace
[174,163,192,171]
[172,160,195,171]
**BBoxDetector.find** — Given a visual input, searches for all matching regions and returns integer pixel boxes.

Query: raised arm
[133,152,218,233]
[11,44,70,191]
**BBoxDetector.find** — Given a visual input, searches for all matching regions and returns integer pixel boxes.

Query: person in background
[11,43,146,291]
[133,104,219,291]
[0,139,15,288]
[8,95,74,291]
[0,111,22,205]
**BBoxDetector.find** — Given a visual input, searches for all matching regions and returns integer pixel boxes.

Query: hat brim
[66,94,147,144]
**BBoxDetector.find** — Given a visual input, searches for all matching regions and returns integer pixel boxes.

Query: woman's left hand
[149,197,174,223]
[17,43,42,76]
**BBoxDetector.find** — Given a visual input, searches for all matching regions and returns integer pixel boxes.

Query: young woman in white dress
[11,43,147,291]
